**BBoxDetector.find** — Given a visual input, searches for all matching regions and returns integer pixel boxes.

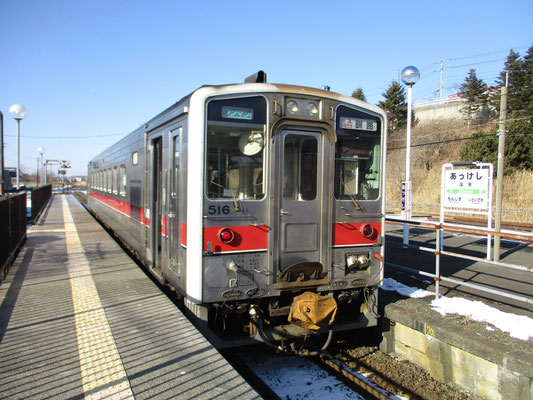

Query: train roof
[90,81,385,163]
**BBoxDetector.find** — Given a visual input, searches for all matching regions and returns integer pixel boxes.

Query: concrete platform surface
[0,194,260,400]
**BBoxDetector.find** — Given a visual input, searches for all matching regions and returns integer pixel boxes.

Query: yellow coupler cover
[288,292,338,330]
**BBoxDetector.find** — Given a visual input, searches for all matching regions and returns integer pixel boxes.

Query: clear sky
[1,0,532,176]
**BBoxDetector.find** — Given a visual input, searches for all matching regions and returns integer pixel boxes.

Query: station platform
[0,194,259,399]
[380,226,532,400]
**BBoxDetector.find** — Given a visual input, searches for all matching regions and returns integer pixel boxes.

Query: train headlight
[346,254,359,269]
[346,253,371,271]
[357,255,370,269]
[287,100,299,115]
[305,102,319,117]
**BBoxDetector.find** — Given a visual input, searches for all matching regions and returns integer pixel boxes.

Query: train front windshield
[206,96,267,200]
[335,105,381,201]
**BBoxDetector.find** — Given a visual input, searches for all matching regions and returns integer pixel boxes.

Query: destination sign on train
[340,117,377,132]
[222,106,254,120]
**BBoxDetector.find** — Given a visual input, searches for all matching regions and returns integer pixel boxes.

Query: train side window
[120,165,126,197]
[132,151,138,166]
[113,166,118,195]
[107,168,112,193]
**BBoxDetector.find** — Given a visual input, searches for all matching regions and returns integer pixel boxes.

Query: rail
[385,216,533,306]
[0,193,27,283]
[30,184,52,223]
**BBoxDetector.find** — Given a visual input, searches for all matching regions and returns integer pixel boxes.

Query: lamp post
[9,104,27,190]
[400,66,420,245]
[37,146,45,186]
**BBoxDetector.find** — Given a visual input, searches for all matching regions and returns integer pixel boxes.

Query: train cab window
[335,106,381,200]
[206,96,267,200]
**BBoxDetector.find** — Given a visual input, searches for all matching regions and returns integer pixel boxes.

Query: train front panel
[184,85,386,337]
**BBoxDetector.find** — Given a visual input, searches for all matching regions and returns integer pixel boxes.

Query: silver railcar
[88,73,387,351]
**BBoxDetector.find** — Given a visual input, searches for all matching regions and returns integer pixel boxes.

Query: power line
[3,132,128,139]
[390,132,533,150]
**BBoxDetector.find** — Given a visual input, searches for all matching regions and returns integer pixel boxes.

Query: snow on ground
[381,278,533,341]
[380,278,434,298]
[239,351,365,399]
[431,296,533,341]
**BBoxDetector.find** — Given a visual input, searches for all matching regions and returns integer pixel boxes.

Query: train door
[169,128,181,275]
[151,136,164,279]
[276,130,328,276]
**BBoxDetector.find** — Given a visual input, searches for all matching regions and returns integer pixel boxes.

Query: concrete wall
[380,300,532,400]
[414,102,465,124]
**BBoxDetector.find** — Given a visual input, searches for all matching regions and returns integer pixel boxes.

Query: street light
[37,146,45,185]
[9,104,27,190]
[400,66,420,245]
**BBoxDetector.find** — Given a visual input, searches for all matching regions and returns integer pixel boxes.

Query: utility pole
[494,72,508,261]
[437,59,448,100]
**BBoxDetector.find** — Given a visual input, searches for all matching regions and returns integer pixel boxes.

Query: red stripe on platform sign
[203,225,269,253]
[332,222,381,247]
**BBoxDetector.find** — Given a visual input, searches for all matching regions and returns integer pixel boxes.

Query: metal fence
[385,216,533,306]
[0,193,27,283]
[30,184,52,223]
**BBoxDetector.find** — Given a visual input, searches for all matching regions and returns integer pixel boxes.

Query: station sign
[443,168,491,210]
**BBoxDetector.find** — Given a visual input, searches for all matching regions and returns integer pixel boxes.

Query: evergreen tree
[461,120,533,173]
[351,88,367,102]
[459,69,490,124]
[521,44,533,117]
[495,49,529,116]
[460,131,497,165]
[378,81,408,132]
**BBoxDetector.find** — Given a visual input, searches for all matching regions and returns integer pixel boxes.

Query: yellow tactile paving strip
[62,196,135,400]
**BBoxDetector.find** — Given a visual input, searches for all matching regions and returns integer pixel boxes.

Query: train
[87,71,387,353]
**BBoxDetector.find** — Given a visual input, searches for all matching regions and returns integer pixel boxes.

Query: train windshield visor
[206,97,267,200]
[335,106,381,201]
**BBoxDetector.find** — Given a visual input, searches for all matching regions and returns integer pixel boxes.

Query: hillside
[385,119,533,223]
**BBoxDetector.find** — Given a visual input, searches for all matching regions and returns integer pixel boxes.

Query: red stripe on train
[332,222,381,247]
[202,225,269,253]
[89,192,149,226]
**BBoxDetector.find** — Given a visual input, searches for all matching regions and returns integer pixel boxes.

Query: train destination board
[222,106,254,120]
[340,117,378,131]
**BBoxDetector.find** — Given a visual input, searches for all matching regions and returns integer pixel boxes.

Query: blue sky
[1,0,532,176]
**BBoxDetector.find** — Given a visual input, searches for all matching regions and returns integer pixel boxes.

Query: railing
[385,216,533,306]
[30,184,52,223]
[0,193,27,283]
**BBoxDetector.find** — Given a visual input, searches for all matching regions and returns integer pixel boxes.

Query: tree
[378,81,408,132]
[521,45,533,117]
[460,120,533,173]
[494,48,531,116]
[458,69,490,125]
[351,88,367,102]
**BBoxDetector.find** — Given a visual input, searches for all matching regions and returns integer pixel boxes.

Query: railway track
[229,346,407,400]
[228,339,481,400]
